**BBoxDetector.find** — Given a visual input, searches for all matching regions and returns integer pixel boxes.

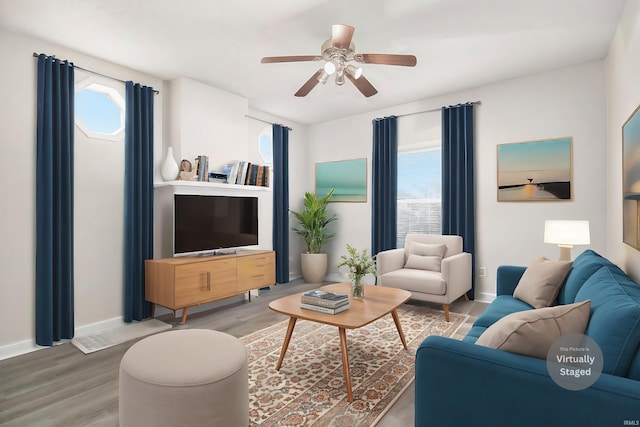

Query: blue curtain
[35,54,75,346]
[442,104,475,299]
[371,116,398,255]
[124,82,154,322]
[272,124,290,283]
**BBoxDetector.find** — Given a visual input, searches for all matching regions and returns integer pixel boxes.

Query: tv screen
[174,194,258,255]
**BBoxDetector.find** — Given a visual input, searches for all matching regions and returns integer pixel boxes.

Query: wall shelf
[154,180,271,192]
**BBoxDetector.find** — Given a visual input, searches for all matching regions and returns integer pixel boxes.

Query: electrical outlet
[479,267,487,277]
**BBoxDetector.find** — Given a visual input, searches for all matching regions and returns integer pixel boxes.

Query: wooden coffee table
[268,283,411,402]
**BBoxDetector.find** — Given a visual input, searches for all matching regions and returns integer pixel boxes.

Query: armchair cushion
[380,269,446,295]
[513,257,572,308]
[476,300,591,360]
[404,242,446,272]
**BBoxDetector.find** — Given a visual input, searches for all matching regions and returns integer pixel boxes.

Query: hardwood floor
[0,280,486,426]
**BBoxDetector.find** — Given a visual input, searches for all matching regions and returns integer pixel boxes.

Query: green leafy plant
[337,244,377,281]
[290,189,337,254]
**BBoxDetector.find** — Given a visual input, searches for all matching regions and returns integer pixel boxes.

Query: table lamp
[544,220,590,261]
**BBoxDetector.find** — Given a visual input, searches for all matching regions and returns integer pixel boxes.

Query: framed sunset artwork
[497,137,572,202]
[623,104,640,250]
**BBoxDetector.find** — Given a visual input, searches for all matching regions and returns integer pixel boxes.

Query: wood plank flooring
[0,280,486,426]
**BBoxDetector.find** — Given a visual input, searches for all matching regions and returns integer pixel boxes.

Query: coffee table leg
[276,317,297,370]
[338,327,354,402]
[391,309,408,350]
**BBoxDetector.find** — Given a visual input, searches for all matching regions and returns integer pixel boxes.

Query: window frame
[396,140,442,248]
[74,77,125,142]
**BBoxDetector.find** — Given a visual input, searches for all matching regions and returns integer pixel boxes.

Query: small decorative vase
[351,276,364,299]
[160,147,179,181]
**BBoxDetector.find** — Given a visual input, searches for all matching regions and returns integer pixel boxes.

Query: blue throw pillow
[559,249,622,304]
[575,266,640,376]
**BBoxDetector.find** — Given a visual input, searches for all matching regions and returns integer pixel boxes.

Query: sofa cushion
[628,344,640,380]
[513,257,572,308]
[559,249,623,305]
[476,300,591,360]
[404,242,446,272]
[575,266,640,376]
[379,269,446,295]
[462,325,487,344]
[473,295,534,328]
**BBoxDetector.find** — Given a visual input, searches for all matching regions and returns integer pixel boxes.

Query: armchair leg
[442,304,450,322]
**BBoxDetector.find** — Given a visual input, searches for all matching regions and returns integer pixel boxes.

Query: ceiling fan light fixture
[317,69,330,84]
[324,60,337,75]
[345,64,362,79]
[335,69,345,86]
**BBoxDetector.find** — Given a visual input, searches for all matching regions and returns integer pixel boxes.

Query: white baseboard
[0,316,140,361]
[475,292,496,303]
[75,316,125,337]
[0,339,45,361]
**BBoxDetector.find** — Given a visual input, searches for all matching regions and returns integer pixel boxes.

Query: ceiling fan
[261,24,417,97]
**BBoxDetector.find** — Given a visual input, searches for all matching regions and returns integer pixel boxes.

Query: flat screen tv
[174,194,258,256]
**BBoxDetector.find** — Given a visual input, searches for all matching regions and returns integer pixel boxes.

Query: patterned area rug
[241,304,467,426]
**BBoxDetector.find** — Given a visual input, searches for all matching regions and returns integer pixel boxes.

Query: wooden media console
[145,250,275,323]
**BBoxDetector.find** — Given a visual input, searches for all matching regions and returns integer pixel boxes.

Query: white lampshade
[544,220,590,261]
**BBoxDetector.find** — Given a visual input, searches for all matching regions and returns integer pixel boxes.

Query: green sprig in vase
[337,244,376,300]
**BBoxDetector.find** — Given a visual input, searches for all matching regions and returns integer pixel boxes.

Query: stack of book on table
[300,290,350,314]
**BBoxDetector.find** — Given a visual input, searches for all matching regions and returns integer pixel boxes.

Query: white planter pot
[300,253,328,284]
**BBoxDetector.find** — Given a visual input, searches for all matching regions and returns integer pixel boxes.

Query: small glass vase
[351,276,364,299]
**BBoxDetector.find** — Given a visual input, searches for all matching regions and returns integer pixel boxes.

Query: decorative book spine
[300,296,349,308]
[300,303,350,314]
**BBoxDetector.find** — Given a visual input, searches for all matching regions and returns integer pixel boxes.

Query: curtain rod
[245,114,293,131]
[396,101,482,119]
[33,52,159,94]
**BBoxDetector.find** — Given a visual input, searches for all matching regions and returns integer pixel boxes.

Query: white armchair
[376,234,472,322]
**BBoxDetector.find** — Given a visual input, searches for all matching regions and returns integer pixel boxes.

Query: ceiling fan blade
[360,54,417,67]
[261,55,317,64]
[346,73,378,97]
[294,70,323,97]
[332,24,355,49]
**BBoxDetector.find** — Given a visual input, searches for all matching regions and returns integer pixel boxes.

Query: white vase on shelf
[160,147,179,181]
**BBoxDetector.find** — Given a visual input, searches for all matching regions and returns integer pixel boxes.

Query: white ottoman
[119,329,248,427]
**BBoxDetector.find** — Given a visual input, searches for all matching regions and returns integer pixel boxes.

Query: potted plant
[337,244,377,298]
[290,188,337,283]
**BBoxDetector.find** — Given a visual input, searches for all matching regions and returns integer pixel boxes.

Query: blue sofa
[415,250,640,427]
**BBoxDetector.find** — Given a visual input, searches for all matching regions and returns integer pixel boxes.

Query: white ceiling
[0,0,626,124]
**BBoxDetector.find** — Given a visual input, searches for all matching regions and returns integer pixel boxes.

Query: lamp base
[558,245,573,262]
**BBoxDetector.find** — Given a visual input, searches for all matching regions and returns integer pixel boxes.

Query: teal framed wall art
[315,158,367,202]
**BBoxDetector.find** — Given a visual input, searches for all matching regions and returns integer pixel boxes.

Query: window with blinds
[397,148,442,248]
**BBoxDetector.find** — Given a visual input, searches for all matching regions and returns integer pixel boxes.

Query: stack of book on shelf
[300,290,350,314]
[222,160,271,187]
[193,155,209,181]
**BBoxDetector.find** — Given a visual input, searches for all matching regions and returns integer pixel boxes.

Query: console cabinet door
[237,252,276,292]
[174,258,237,307]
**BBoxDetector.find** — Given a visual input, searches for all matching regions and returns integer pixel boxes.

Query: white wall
[168,77,249,173]
[0,29,165,358]
[307,61,608,300]
[606,1,640,281]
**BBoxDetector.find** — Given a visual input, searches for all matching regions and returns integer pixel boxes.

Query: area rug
[71,319,172,354]
[241,304,467,426]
